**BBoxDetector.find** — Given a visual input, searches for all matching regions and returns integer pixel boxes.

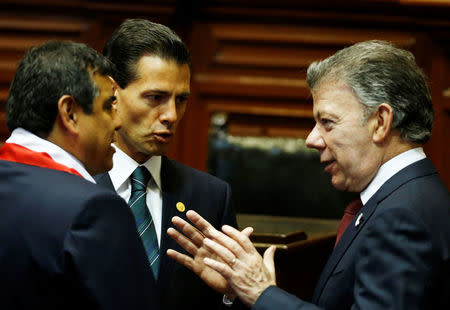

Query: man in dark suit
[167,40,450,309]
[94,19,237,310]
[0,41,158,309]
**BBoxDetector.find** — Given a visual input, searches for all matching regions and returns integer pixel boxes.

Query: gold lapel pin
[176,202,186,212]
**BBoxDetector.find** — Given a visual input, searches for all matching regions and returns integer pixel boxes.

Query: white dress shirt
[360,147,426,205]
[108,145,163,246]
[6,128,95,183]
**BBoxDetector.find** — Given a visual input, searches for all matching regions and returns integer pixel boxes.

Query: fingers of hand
[222,225,257,254]
[263,245,276,261]
[204,257,234,279]
[241,226,254,237]
[186,210,219,239]
[263,245,277,278]
[203,238,237,266]
[167,227,199,256]
[180,212,255,264]
[171,216,204,247]
[208,228,248,259]
[166,249,194,271]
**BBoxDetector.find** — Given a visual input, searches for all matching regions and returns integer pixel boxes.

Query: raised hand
[166,212,253,297]
[168,210,277,307]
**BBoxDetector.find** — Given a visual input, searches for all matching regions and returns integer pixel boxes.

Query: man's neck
[46,126,80,164]
[113,140,152,165]
[379,134,420,167]
[5,128,94,182]
[361,146,426,205]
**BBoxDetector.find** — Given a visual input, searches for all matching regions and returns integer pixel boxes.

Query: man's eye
[320,118,333,128]
[176,96,188,105]
[148,95,162,101]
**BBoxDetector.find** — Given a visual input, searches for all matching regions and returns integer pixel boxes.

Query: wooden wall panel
[0,13,93,141]
[428,40,450,186]
[0,0,449,188]
[0,0,177,142]
[181,20,421,173]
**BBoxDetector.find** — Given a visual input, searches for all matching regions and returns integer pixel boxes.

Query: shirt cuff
[223,294,235,307]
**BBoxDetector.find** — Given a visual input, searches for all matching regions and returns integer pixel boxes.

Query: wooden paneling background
[1,0,449,189]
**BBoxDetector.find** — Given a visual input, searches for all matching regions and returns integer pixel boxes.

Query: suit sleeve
[251,286,321,310]
[64,192,159,310]
[219,182,238,228]
[251,207,435,310]
[352,207,434,310]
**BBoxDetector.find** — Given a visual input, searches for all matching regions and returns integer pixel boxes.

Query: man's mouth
[153,132,173,143]
[322,160,336,173]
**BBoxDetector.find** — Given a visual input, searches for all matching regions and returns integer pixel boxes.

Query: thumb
[241,226,254,237]
[263,245,276,282]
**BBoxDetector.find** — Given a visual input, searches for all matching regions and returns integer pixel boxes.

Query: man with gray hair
[167,40,450,309]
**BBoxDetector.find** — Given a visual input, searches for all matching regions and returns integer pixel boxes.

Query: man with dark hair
[0,40,159,310]
[95,19,237,310]
[168,40,450,309]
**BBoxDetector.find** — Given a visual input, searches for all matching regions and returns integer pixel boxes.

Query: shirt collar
[360,147,426,205]
[6,128,95,183]
[108,144,162,191]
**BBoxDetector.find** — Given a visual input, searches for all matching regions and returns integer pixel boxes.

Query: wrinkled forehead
[311,81,364,118]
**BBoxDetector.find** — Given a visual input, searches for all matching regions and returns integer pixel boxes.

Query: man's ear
[372,103,394,143]
[107,75,119,96]
[57,95,80,134]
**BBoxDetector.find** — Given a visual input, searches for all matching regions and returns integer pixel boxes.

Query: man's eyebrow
[141,89,169,96]
[177,92,190,97]
[140,90,191,97]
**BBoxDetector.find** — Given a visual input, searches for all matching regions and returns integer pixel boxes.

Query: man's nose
[160,99,177,125]
[305,124,325,149]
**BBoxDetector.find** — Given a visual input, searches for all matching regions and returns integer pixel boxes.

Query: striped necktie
[129,166,159,278]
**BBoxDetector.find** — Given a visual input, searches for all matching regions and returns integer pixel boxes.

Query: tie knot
[130,166,151,192]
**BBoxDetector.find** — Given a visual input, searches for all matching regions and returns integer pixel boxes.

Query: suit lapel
[312,158,436,303]
[95,160,192,289]
[312,196,378,302]
[95,166,178,288]
[157,157,188,289]
[93,172,115,191]
[95,163,188,290]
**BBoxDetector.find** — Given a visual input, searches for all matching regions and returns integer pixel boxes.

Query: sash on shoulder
[0,142,82,177]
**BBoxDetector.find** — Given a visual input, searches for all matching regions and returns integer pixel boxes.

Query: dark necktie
[335,198,363,247]
[129,166,159,278]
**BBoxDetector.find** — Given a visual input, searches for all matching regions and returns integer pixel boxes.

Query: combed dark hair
[6,40,115,137]
[103,18,191,88]
[307,40,433,144]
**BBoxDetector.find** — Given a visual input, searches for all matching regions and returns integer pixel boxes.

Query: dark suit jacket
[0,160,158,310]
[253,158,450,310]
[95,156,237,310]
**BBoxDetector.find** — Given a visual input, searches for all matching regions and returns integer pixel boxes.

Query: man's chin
[148,144,170,156]
[331,176,347,192]
[332,178,362,193]
[94,161,113,175]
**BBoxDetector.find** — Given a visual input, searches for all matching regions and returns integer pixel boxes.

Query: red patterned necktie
[335,198,363,247]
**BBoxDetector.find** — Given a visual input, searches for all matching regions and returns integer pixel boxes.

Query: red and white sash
[0,142,83,177]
